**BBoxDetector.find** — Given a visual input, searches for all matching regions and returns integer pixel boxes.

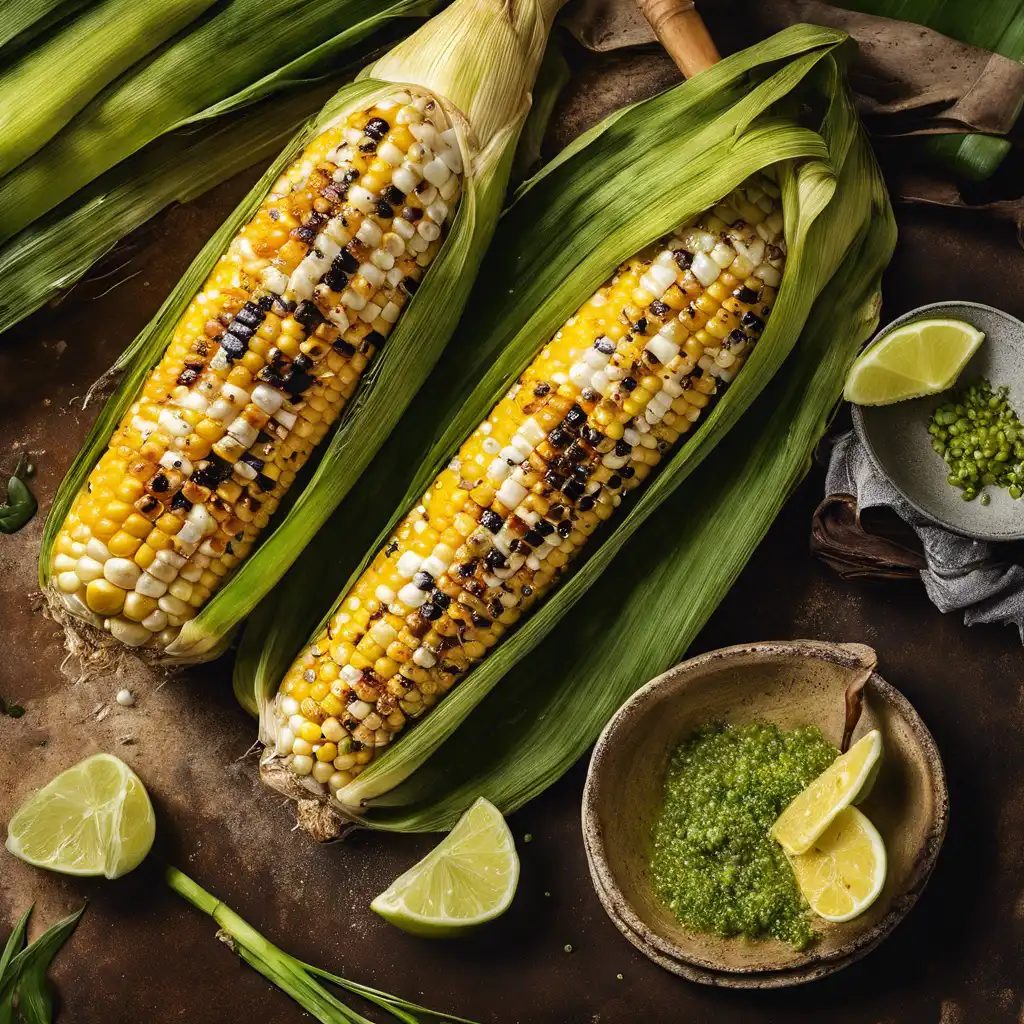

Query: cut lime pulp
[771,730,883,856]
[5,753,155,879]
[844,318,984,406]
[370,797,518,937]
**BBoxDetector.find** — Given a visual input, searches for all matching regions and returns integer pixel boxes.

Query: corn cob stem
[268,174,786,800]
[50,89,465,650]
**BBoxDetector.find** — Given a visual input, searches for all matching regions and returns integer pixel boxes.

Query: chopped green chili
[929,380,1024,502]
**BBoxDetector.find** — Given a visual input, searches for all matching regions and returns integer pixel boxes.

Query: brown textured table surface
[3,54,1024,1024]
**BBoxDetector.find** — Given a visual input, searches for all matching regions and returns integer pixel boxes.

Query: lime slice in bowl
[771,730,883,856]
[844,318,984,405]
[371,797,519,937]
[788,806,887,922]
[6,753,155,879]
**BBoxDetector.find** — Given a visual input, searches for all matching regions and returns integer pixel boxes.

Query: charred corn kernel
[49,90,464,651]
[274,175,787,792]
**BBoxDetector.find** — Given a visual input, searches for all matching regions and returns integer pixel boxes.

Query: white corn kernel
[356,219,382,247]
[142,609,168,632]
[57,571,81,593]
[86,538,111,561]
[109,618,150,647]
[422,157,450,187]
[104,557,141,590]
[75,555,104,583]
[135,573,168,599]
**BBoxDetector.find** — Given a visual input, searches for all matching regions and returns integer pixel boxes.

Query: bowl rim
[851,299,1024,542]
[581,639,949,988]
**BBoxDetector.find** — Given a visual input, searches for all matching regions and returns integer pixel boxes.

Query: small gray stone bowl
[851,300,1024,541]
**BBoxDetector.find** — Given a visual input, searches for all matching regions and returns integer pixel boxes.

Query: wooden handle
[635,0,720,78]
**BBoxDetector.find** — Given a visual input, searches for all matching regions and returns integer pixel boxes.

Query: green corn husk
[836,0,1024,179]
[0,78,350,337]
[0,0,217,178]
[0,0,96,60]
[40,0,562,663]
[356,136,895,831]
[0,0,443,245]
[238,24,895,826]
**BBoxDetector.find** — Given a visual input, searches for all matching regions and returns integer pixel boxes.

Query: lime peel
[370,797,518,937]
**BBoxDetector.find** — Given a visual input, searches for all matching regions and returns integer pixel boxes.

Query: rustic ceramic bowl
[582,640,948,988]
[852,300,1024,541]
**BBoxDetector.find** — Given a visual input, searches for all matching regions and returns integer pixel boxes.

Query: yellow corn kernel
[85,579,125,616]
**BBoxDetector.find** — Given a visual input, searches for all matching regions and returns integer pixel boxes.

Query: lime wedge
[788,806,887,922]
[6,753,155,879]
[770,730,883,856]
[371,797,518,936]
[844,318,984,405]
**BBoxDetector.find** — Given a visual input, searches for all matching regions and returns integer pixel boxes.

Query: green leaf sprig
[0,904,85,1024]
[0,456,36,535]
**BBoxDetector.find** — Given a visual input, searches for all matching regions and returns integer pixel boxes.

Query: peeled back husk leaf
[241,25,895,829]
[0,0,94,61]
[0,0,217,178]
[39,0,563,664]
[0,77,348,337]
[0,0,444,244]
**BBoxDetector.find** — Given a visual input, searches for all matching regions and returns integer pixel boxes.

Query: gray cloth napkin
[826,431,1024,639]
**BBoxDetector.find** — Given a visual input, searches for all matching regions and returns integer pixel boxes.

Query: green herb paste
[649,721,837,949]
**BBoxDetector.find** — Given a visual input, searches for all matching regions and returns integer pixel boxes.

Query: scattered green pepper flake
[523,833,533,843]
[0,696,25,718]
[649,721,837,950]
[0,453,37,535]
[563,944,573,953]
[929,380,1024,503]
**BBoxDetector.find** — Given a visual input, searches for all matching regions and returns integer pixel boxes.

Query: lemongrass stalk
[0,0,216,178]
[165,866,478,1024]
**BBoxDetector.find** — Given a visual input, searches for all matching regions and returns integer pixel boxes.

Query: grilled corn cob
[50,90,464,649]
[270,174,787,795]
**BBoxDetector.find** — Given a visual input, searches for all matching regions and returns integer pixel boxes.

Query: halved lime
[370,797,518,936]
[788,806,887,922]
[770,730,883,856]
[844,318,984,405]
[5,753,155,879]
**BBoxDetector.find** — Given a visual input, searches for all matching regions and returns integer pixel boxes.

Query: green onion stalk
[166,867,476,1024]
